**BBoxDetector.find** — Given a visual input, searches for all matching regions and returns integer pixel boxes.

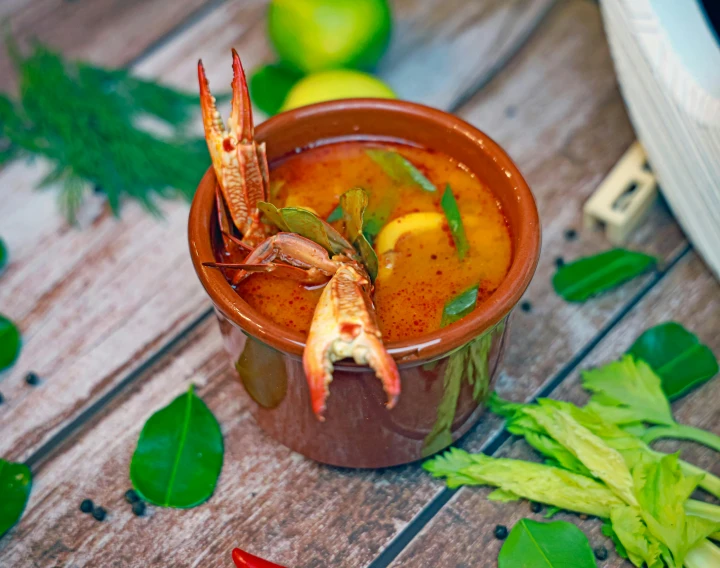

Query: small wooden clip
[583,141,657,244]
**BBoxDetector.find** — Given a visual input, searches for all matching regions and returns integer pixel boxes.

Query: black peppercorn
[520,301,532,313]
[564,228,578,241]
[124,489,139,504]
[494,525,508,540]
[131,501,146,517]
[92,506,107,521]
[80,499,94,513]
[555,257,564,268]
[24,372,40,386]
[530,502,543,513]
[594,546,608,561]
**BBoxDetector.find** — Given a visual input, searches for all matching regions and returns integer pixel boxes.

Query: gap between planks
[17,0,558,475]
[366,242,694,568]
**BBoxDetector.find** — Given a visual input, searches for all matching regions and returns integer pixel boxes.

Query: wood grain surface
[0,0,217,93]
[391,252,719,568]
[1,2,710,567]
[0,0,558,465]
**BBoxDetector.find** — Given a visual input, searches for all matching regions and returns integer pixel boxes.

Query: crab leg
[198,49,267,244]
[204,232,340,285]
[303,264,401,419]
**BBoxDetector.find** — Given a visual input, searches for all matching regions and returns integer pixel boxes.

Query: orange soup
[233,140,512,341]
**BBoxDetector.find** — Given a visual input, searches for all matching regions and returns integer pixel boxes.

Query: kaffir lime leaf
[0,315,21,371]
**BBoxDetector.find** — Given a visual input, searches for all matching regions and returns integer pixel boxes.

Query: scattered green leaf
[552,248,657,302]
[0,459,32,537]
[440,185,468,259]
[0,315,21,371]
[0,41,208,221]
[339,188,379,281]
[498,519,596,568]
[627,322,718,400]
[441,285,478,327]
[130,386,223,508]
[249,63,303,116]
[583,356,720,453]
[0,238,7,274]
[366,149,436,192]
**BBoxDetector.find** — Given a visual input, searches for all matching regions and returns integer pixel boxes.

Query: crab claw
[198,50,268,242]
[303,264,401,419]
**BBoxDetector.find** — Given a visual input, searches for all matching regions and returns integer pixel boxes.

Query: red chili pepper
[232,548,288,568]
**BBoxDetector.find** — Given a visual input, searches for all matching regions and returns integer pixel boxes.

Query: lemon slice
[375,212,445,254]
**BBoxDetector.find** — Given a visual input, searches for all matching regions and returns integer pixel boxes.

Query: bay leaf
[340,188,379,281]
[130,386,223,508]
[0,459,32,537]
[0,314,21,371]
[628,322,718,400]
[552,248,657,302]
[498,519,596,568]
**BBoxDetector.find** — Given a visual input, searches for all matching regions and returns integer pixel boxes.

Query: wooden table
[0,0,718,566]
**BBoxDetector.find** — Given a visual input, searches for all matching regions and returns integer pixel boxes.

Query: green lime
[250,63,304,116]
[0,315,21,371]
[281,69,395,111]
[268,0,392,73]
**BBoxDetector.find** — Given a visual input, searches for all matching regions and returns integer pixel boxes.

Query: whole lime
[281,69,395,111]
[268,0,392,73]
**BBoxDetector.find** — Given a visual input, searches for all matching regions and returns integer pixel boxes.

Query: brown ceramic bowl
[188,99,540,468]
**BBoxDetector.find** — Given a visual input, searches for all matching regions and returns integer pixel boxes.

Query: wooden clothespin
[583,141,658,244]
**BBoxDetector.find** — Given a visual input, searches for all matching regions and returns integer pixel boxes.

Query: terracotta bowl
[188,99,540,468]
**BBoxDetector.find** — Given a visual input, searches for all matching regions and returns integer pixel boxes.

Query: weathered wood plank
[0,0,559,463]
[390,251,720,567]
[0,2,696,566]
[0,0,216,93]
[0,0,269,463]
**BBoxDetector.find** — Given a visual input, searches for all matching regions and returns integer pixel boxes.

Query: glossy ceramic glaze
[188,99,540,468]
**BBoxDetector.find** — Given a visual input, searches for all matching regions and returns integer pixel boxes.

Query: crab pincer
[232,548,287,568]
[303,264,401,420]
[198,49,268,246]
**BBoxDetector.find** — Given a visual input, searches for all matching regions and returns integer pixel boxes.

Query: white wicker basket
[600,0,720,279]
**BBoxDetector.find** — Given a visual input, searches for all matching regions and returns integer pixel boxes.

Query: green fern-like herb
[0,40,209,222]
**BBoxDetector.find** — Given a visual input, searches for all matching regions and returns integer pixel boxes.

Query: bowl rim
[188,98,541,363]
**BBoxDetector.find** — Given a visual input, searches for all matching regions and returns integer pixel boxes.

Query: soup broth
[233,140,512,342]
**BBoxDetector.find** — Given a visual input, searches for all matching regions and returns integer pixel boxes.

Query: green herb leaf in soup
[326,204,343,223]
[258,201,352,257]
[627,322,718,400]
[0,238,7,274]
[0,314,21,371]
[441,285,478,327]
[339,188,379,281]
[498,519,596,568]
[366,149,436,192]
[130,385,223,508]
[552,248,657,302]
[440,184,469,259]
[0,459,32,538]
